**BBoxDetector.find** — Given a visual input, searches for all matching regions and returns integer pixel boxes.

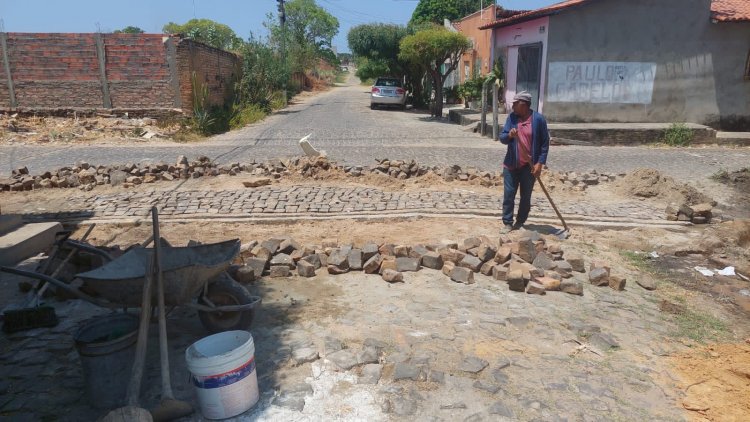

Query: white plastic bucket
[186,330,259,420]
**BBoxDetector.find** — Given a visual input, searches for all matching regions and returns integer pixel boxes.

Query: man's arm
[532,115,550,178]
[499,115,514,145]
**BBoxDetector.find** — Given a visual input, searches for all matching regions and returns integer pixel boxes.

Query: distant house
[451,5,500,84]
[480,0,750,130]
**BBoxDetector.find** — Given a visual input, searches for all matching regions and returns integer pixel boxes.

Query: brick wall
[176,39,241,112]
[0,33,241,113]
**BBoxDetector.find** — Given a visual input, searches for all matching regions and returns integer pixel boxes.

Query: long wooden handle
[152,207,175,399]
[125,246,155,406]
[536,176,569,232]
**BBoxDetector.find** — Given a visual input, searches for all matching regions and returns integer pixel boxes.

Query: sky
[0,0,558,53]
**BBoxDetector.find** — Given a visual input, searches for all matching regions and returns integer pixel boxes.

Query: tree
[348,24,408,81]
[163,19,243,51]
[410,0,485,26]
[114,26,144,34]
[266,0,339,72]
[399,27,471,117]
[237,36,287,110]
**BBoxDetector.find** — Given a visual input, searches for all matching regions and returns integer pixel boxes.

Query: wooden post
[492,83,499,140]
[0,32,17,108]
[164,37,182,109]
[94,33,112,108]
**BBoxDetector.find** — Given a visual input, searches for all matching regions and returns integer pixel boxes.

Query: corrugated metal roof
[711,0,750,22]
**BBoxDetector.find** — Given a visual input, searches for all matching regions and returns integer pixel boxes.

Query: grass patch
[672,307,730,342]
[661,123,694,146]
[619,251,653,272]
[229,104,266,130]
[360,78,374,86]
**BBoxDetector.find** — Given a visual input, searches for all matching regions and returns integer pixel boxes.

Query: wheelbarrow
[1,239,260,333]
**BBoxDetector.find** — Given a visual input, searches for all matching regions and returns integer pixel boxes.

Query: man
[498,91,550,233]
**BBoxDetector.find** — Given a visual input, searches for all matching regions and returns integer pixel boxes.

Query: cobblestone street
[2,75,748,181]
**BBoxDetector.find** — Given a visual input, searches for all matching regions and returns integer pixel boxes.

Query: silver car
[370,77,406,110]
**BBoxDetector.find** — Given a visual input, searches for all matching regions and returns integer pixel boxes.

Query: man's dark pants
[502,165,535,226]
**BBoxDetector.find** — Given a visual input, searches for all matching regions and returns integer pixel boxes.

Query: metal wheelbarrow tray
[77,239,240,307]
[1,239,260,333]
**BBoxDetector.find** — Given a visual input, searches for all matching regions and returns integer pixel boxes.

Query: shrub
[229,104,266,129]
[662,123,694,146]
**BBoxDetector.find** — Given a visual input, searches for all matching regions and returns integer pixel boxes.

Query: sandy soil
[670,342,750,422]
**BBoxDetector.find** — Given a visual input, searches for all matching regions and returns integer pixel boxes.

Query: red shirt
[516,114,533,167]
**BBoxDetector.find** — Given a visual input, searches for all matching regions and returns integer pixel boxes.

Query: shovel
[101,248,156,421]
[536,175,570,239]
[149,207,193,421]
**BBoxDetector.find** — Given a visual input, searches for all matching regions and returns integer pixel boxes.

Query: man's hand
[532,163,543,178]
[508,128,518,139]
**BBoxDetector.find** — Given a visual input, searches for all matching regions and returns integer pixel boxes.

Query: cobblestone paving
[1,76,748,182]
[28,186,666,224]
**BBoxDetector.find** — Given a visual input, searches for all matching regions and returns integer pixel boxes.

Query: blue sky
[0,0,558,53]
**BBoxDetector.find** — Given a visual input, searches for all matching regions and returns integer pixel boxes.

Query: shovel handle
[536,175,569,232]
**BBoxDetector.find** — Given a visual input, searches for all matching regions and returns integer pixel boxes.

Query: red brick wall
[0,33,241,112]
[176,39,241,112]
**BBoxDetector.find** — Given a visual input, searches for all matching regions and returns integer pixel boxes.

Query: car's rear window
[375,78,402,87]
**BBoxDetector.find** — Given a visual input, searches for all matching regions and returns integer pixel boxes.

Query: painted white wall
[491,16,550,112]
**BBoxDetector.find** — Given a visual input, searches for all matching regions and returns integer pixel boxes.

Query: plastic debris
[716,267,736,276]
[694,266,714,277]
[649,251,659,259]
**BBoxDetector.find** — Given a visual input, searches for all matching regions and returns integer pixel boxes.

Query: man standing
[498,91,550,233]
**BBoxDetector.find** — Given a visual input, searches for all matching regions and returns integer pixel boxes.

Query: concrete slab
[0,214,23,235]
[0,222,62,266]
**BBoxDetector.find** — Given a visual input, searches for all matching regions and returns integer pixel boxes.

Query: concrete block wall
[0,33,241,113]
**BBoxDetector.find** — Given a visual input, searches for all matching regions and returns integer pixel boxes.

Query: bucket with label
[185,330,259,419]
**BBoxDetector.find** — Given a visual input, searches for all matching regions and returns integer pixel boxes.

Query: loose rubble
[0,155,621,192]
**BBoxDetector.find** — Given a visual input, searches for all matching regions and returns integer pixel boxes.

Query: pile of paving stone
[229,233,636,296]
[553,170,621,191]
[1,155,618,192]
[665,202,714,224]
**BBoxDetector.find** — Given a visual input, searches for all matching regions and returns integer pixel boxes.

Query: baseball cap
[512,91,532,104]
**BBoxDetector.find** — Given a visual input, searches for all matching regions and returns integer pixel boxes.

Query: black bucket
[74,313,139,410]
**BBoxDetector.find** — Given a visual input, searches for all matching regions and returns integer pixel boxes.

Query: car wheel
[400,103,407,110]
[370,103,376,110]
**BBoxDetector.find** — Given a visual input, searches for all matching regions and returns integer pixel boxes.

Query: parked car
[370,77,406,110]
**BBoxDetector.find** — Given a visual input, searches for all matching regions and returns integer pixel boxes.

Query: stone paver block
[301,253,322,269]
[348,249,363,271]
[271,253,295,269]
[536,276,561,291]
[492,264,508,281]
[532,252,557,271]
[526,281,546,295]
[506,269,526,292]
[297,260,316,278]
[442,261,455,276]
[327,349,359,370]
[589,267,610,286]
[566,251,586,272]
[459,255,483,272]
[396,257,420,272]
[270,265,290,278]
[517,237,537,263]
[359,364,382,385]
[495,245,512,264]
[560,280,584,295]
[480,261,495,276]
[609,275,627,291]
[637,278,657,290]
[382,269,404,283]
[477,244,496,262]
[420,251,443,270]
[450,266,474,284]
[394,245,410,257]
[245,257,268,277]
[235,265,256,284]
[292,347,319,365]
[362,243,379,261]
[393,363,423,381]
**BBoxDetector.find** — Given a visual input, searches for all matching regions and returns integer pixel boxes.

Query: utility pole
[277,0,287,107]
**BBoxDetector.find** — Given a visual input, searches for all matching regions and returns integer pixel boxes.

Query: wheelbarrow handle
[186,296,262,313]
[63,239,114,262]
[0,266,119,309]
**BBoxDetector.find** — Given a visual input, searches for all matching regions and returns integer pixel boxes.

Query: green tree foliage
[163,19,243,51]
[410,0,485,26]
[237,37,287,110]
[267,0,339,73]
[399,27,471,116]
[113,26,145,34]
[347,24,408,81]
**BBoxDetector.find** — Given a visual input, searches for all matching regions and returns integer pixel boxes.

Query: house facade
[482,0,750,130]
[452,5,500,84]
